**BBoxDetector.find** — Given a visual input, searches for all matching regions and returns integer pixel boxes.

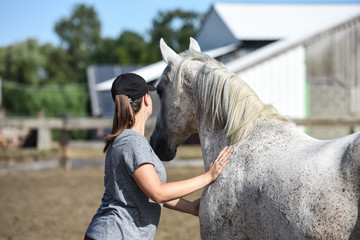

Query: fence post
[59,114,70,170]
[350,125,355,134]
[36,110,51,150]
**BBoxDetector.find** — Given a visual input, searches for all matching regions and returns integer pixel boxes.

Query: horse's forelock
[171,51,213,97]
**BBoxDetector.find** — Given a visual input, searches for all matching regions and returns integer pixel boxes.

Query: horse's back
[200,126,360,239]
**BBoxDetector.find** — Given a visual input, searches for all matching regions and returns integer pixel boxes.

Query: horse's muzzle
[150,133,177,161]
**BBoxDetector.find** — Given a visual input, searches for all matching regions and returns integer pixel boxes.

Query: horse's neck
[198,121,227,170]
[198,116,303,170]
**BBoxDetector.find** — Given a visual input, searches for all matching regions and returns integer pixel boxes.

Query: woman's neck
[131,114,147,136]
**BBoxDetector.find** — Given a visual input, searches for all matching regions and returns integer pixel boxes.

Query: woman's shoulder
[107,129,152,162]
[113,129,149,148]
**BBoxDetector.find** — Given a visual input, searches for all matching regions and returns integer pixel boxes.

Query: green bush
[3,82,89,139]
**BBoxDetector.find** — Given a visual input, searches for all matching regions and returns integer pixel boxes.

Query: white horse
[150,38,360,239]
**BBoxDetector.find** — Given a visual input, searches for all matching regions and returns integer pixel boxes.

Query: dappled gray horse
[150,38,360,239]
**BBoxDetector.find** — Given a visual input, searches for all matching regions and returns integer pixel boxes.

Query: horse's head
[150,38,291,161]
[150,38,202,161]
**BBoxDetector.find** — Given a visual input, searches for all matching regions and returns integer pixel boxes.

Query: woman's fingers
[214,146,232,167]
[207,146,232,182]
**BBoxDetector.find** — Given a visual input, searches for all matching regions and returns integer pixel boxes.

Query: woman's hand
[207,146,232,182]
[134,146,231,204]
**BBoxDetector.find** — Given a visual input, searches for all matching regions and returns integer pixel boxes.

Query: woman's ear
[144,93,150,106]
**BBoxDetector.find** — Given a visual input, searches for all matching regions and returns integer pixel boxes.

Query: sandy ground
[0,166,205,240]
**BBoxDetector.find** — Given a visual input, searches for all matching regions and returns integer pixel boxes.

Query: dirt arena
[0,166,204,240]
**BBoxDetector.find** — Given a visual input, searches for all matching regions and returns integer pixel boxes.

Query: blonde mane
[171,50,291,145]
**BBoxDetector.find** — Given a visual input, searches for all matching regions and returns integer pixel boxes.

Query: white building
[91,3,360,139]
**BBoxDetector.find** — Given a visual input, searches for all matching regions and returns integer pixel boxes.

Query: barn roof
[195,3,360,51]
[225,6,360,74]
[212,3,360,40]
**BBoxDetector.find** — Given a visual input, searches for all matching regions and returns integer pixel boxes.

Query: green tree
[0,39,46,85]
[40,43,76,84]
[92,37,118,64]
[93,31,149,65]
[2,82,87,117]
[147,9,202,62]
[116,30,149,64]
[92,9,202,65]
[0,41,87,122]
[0,40,75,86]
[54,3,101,82]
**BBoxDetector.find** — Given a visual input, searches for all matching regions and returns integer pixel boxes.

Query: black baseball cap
[111,73,156,102]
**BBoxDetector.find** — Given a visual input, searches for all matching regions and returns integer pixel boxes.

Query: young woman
[84,73,231,240]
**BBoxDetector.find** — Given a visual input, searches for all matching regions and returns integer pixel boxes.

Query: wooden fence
[2,116,360,129]
[1,116,360,168]
[0,115,359,148]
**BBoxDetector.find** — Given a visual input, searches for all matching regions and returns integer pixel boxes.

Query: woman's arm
[133,146,231,204]
[164,198,200,216]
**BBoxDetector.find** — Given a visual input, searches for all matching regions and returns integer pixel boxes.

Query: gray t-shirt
[85,129,167,240]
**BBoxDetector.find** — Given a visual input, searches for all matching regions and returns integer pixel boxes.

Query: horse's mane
[171,50,292,145]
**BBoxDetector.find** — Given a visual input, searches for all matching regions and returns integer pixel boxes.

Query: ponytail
[103,95,143,152]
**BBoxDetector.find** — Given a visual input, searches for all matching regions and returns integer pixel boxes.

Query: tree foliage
[3,82,87,117]
[0,39,84,117]
[94,31,149,65]
[147,9,201,62]
[55,3,101,82]
[0,3,202,130]
[0,39,47,85]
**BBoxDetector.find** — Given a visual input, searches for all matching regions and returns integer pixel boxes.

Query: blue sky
[0,0,359,47]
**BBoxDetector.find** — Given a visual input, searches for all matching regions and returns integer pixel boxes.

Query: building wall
[238,46,307,119]
[235,19,360,140]
[306,20,360,139]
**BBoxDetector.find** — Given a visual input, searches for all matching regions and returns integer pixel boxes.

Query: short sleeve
[122,136,155,176]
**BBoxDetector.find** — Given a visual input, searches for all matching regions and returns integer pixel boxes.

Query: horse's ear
[160,38,180,64]
[189,37,201,52]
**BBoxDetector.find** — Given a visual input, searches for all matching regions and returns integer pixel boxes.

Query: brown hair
[103,95,143,152]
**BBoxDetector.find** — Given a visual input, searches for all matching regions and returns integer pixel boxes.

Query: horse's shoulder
[348,132,360,159]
